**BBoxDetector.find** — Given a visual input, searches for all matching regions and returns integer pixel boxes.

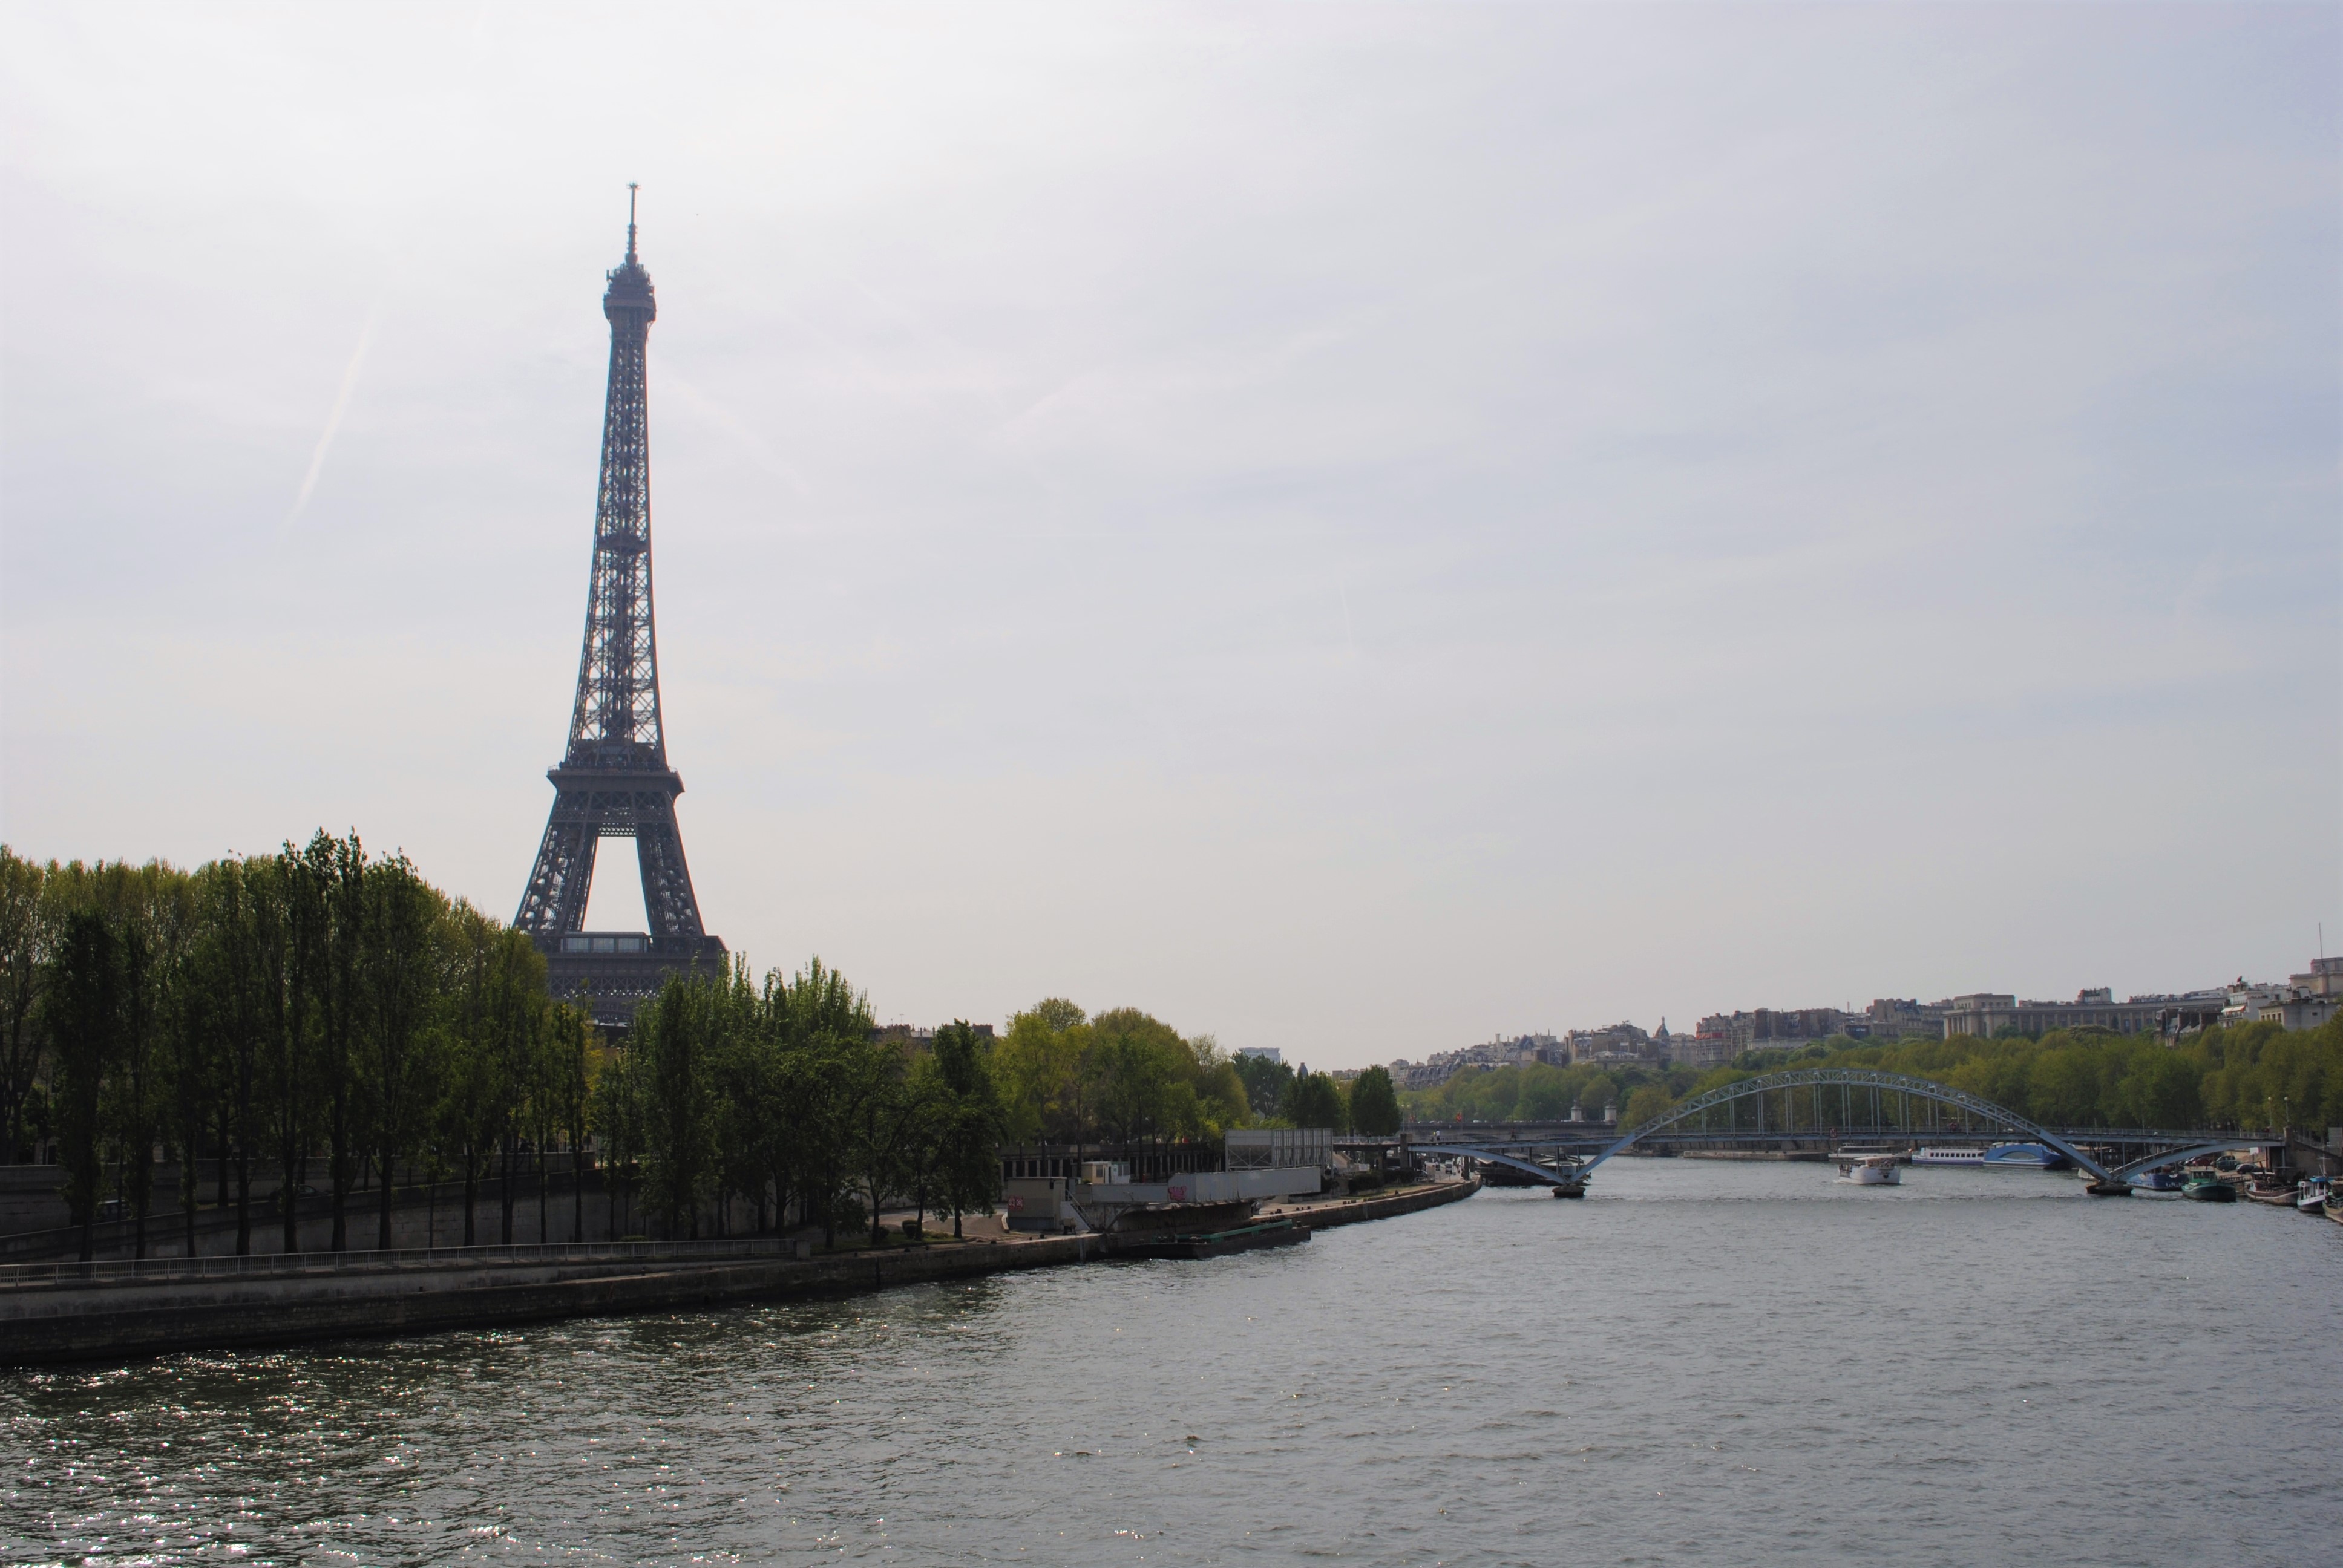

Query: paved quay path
[0,1178,1479,1367]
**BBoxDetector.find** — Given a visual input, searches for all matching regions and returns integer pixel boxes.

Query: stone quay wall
[0,1179,1480,1367]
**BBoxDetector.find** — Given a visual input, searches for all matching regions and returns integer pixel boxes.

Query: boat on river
[1834,1154,1901,1186]
[1115,1217,1309,1260]
[2295,1177,2332,1214]
[2131,1168,2184,1194]
[2182,1172,2236,1203]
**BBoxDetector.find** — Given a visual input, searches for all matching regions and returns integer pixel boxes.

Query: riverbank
[0,1178,1480,1367]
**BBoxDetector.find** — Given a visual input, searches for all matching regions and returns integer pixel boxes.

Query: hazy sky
[2,4,2335,1064]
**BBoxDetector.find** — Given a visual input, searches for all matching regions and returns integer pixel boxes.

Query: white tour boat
[1835,1154,1901,1186]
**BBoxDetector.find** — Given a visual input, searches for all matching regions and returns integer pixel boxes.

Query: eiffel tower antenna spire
[514,190,726,1022]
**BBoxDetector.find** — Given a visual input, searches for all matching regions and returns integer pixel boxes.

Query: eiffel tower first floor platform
[535,931,729,1031]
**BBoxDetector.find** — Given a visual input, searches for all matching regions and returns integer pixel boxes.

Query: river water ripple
[5,1160,2339,1566]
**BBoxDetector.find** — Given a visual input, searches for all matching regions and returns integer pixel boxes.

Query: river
[4,1160,2339,1566]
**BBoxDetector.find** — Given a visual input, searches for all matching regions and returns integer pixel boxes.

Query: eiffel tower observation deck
[514,189,726,1024]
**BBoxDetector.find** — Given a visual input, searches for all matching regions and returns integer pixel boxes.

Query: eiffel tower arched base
[537,932,729,1031]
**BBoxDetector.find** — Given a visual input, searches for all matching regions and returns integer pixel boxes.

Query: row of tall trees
[1396,1022,2343,1134]
[4,837,1413,1264]
[989,1000,1249,1145]
[592,961,1003,1246]
[1400,1058,1677,1127]
[1227,1053,1403,1135]
[1,840,588,1260]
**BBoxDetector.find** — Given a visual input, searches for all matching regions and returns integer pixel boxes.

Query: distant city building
[2221,958,2342,1032]
[1943,991,2169,1037]
[1394,959,2335,1089]
[2283,958,2343,1030]
[2148,990,2230,1036]
[1691,1007,1846,1061]
[1565,1021,1656,1065]
[1674,1033,1735,1069]
[2295,956,2343,998]
[1389,1033,1562,1089]
[1858,998,1951,1040]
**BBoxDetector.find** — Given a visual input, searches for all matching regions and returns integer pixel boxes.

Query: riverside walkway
[0,1178,1479,1367]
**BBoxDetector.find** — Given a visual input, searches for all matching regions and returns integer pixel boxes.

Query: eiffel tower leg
[634,805,706,941]
[516,808,600,935]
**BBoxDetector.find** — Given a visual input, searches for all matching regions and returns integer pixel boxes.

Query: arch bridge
[1410,1069,2270,1194]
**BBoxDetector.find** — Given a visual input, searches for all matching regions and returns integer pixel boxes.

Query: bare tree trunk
[378,1151,397,1251]
[183,1138,201,1258]
[234,1145,252,1256]
[499,1139,515,1245]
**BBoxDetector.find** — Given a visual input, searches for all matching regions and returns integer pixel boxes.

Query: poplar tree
[931,1020,1002,1238]
[45,912,118,1263]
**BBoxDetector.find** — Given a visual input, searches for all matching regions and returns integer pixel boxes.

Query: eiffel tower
[515,189,726,1022]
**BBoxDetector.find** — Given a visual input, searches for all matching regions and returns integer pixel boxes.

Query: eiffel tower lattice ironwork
[515,189,725,1021]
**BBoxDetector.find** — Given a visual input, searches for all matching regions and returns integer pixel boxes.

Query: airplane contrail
[286,305,380,529]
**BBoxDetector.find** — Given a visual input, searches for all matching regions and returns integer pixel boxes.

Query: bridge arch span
[2112,1140,2267,1180]
[1577,1068,2115,1183]
[1417,1146,1581,1186]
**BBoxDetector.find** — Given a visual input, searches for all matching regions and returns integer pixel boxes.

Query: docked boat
[2296,1177,2332,1214]
[1115,1217,1309,1260]
[1910,1142,2069,1170]
[2131,1168,2184,1193]
[1834,1154,1902,1186]
[2182,1172,2237,1203]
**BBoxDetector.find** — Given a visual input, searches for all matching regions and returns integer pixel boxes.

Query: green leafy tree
[203,857,272,1255]
[0,849,56,1164]
[1348,1065,1402,1135]
[1089,1008,1193,1145]
[841,1033,916,1246]
[1281,1065,1346,1131]
[930,1020,1002,1237]
[589,1031,649,1239]
[1231,1051,1293,1118]
[369,861,448,1248]
[638,972,722,1238]
[545,1003,599,1243]
[1185,1036,1250,1136]
[46,912,121,1261]
[994,998,1090,1143]
[1621,1083,1673,1128]
[440,903,516,1246]
[768,957,875,1247]
[109,919,168,1258]
[298,832,369,1252]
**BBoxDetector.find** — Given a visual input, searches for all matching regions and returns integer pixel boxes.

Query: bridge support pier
[2086,1179,2134,1197]
[1551,1182,1586,1199]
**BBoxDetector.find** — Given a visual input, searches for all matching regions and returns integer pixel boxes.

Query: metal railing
[0,1236,800,1290]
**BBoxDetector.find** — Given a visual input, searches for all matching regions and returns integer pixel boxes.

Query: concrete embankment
[0,1179,1479,1367]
